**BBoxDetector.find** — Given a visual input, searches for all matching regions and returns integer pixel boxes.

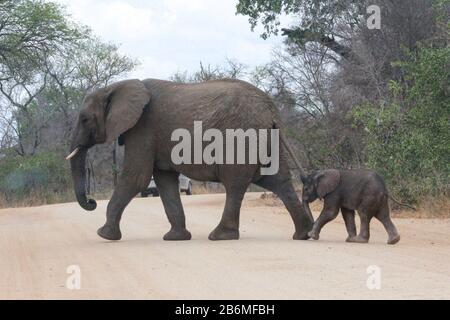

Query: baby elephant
[301,169,400,245]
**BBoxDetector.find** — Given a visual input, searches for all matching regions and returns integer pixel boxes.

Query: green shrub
[353,47,450,203]
[0,151,71,205]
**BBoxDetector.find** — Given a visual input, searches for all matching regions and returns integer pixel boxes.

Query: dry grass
[0,189,115,209]
[1,185,448,220]
[0,189,74,209]
[392,196,450,219]
[255,192,450,219]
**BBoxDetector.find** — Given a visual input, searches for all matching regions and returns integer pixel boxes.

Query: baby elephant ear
[315,169,341,199]
[104,80,151,144]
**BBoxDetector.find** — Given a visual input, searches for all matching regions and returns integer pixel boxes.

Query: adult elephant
[67,78,313,241]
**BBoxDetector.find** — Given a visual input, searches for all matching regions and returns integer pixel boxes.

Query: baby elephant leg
[347,210,372,244]
[341,208,357,242]
[376,201,401,245]
[308,205,339,240]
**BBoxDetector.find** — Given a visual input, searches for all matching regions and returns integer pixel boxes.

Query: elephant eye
[80,115,89,125]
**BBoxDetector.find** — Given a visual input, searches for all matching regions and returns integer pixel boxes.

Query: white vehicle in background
[141,174,193,197]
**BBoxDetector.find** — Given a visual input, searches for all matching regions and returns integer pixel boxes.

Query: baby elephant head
[301,169,341,203]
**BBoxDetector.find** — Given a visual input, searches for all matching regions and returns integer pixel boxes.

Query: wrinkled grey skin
[69,78,313,241]
[301,169,400,245]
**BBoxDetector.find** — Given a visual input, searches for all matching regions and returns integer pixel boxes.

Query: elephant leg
[375,201,400,245]
[342,208,357,242]
[98,169,153,241]
[254,172,314,240]
[348,211,372,244]
[308,205,340,240]
[208,184,248,241]
[153,170,191,241]
[98,144,153,241]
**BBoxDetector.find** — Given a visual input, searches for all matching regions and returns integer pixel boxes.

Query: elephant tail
[387,194,417,211]
[273,121,306,176]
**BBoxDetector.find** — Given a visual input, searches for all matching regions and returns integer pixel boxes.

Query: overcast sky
[54,0,286,80]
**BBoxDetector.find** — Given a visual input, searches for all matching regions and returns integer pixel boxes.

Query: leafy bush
[354,47,450,203]
[0,151,71,205]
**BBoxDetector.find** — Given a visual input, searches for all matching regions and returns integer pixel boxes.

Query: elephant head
[301,169,341,203]
[67,79,151,211]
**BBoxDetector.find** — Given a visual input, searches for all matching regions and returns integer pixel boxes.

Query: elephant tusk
[66,147,80,160]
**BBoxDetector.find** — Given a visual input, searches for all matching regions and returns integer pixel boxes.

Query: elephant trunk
[302,198,314,222]
[70,147,97,211]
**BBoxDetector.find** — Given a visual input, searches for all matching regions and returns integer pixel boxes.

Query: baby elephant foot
[293,231,311,240]
[163,228,192,241]
[347,235,369,244]
[387,234,400,245]
[307,230,320,240]
[97,224,122,241]
[208,226,239,241]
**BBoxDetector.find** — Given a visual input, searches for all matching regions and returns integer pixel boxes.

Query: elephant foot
[346,234,357,243]
[163,228,192,241]
[387,234,400,245]
[306,230,319,240]
[347,235,369,244]
[294,230,311,240]
[97,224,122,241]
[208,226,239,241]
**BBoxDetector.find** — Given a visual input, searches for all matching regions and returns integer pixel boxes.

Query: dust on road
[0,193,449,299]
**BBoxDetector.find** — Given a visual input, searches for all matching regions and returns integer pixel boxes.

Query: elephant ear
[104,79,151,143]
[315,170,341,199]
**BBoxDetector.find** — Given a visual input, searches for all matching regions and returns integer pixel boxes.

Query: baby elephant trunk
[302,198,314,222]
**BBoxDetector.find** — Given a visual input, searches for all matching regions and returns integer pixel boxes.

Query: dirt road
[0,193,449,299]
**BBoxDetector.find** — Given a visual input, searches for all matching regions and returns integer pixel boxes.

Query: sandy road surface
[0,193,449,299]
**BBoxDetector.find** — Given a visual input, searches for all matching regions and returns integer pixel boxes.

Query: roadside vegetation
[0,0,448,216]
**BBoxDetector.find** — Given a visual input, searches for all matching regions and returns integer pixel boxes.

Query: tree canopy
[237,0,449,203]
[0,0,137,205]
